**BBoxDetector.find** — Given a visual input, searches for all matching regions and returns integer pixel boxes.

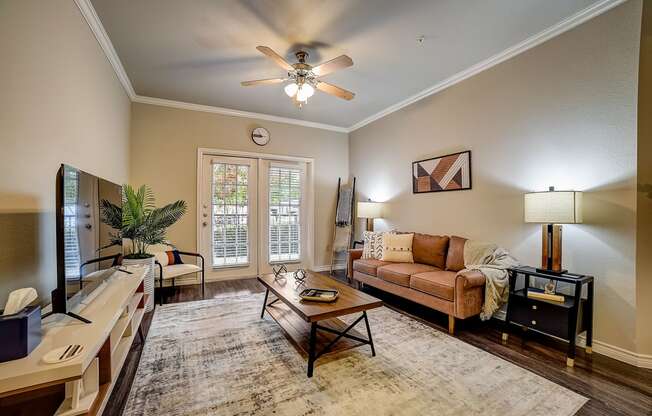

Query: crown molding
[74,0,348,133]
[74,0,135,99]
[347,0,628,132]
[76,0,625,134]
[133,95,349,133]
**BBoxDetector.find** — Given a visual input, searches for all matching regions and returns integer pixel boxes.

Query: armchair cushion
[158,263,201,280]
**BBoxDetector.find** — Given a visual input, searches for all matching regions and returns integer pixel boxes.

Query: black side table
[504,266,594,367]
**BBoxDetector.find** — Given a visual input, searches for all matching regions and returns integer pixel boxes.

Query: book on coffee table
[299,288,339,302]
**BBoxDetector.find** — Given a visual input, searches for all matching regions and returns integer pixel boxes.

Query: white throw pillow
[154,251,169,267]
[381,233,415,263]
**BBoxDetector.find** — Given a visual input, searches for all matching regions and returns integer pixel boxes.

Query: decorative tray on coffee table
[299,288,339,302]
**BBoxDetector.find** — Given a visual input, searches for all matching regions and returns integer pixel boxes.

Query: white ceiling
[90,0,607,129]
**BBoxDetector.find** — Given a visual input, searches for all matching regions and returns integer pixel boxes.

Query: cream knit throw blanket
[462,240,519,321]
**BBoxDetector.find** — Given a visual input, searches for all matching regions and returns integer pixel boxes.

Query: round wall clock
[251,127,270,146]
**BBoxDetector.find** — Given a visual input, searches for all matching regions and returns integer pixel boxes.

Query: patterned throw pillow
[372,233,385,259]
[381,233,415,263]
[166,250,184,265]
[361,231,377,259]
[362,231,395,260]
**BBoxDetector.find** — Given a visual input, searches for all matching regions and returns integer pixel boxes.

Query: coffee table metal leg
[363,311,375,357]
[261,288,269,319]
[308,322,317,378]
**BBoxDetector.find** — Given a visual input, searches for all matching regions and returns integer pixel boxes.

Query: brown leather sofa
[348,234,485,334]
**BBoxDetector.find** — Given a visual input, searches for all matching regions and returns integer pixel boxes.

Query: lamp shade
[357,201,384,219]
[524,190,582,224]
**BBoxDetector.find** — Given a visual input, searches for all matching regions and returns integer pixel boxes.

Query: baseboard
[576,334,652,369]
[156,273,255,287]
[157,265,346,288]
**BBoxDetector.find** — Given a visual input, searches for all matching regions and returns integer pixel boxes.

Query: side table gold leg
[585,346,592,354]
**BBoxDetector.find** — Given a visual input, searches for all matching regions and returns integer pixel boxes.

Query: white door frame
[196,147,315,280]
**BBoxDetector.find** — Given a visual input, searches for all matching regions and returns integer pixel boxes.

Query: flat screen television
[49,164,122,323]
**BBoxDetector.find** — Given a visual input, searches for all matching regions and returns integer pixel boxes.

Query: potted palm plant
[100,185,187,311]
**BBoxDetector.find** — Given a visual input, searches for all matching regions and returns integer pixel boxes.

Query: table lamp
[524,187,583,274]
[357,200,384,232]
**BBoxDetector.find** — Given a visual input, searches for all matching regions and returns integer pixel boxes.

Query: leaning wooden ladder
[329,177,356,275]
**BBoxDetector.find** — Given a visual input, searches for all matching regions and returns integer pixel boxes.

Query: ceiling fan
[241,46,355,107]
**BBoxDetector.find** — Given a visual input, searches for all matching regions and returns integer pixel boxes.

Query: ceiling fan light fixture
[243,46,355,106]
[284,82,299,97]
[296,84,315,102]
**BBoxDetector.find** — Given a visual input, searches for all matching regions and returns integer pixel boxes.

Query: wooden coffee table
[258,271,383,377]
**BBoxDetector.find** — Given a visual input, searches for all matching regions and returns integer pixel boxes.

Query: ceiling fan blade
[312,55,353,77]
[256,46,294,71]
[241,78,286,86]
[316,81,355,100]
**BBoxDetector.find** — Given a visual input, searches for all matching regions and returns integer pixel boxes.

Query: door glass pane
[269,166,301,262]
[212,162,249,267]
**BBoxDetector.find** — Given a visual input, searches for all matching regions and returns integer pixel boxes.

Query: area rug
[123,294,587,416]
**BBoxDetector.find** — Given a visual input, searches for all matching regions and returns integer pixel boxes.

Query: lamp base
[541,224,564,273]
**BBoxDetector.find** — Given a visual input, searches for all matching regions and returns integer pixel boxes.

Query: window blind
[268,166,301,262]
[212,163,249,266]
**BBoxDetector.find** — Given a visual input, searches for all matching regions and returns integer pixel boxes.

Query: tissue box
[0,305,42,362]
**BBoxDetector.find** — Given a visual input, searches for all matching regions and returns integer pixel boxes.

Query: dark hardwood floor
[106,273,652,416]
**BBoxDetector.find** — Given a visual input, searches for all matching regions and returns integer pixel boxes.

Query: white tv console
[0,265,149,416]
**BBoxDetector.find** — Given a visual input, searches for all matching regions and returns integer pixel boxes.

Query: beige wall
[129,103,348,270]
[350,1,642,352]
[0,1,131,307]
[636,0,652,355]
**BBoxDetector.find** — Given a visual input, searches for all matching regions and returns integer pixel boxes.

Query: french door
[200,156,258,280]
[258,159,307,275]
[199,154,308,280]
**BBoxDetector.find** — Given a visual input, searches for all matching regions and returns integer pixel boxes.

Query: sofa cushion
[410,271,457,301]
[446,235,467,272]
[412,233,449,269]
[353,258,393,276]
[377,263,439,287]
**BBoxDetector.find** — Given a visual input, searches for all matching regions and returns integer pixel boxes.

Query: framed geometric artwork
[412,150,472,194]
